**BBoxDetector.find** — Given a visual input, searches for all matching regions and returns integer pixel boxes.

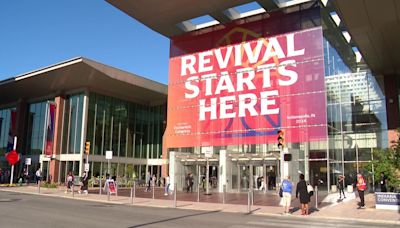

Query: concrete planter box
[375,192,400,210]
[347,185,353,193]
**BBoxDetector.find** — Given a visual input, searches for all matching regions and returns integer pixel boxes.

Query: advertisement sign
[44,103,56,157]
[201,146,213,158]
[166,27,327,148]
[107,180,116,194]
[376,192,400,210]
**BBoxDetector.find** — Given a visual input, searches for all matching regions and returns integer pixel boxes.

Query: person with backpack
[356,173,367,209]
[281,176,293,215]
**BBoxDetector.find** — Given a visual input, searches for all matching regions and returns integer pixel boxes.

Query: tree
[368,130,400,192]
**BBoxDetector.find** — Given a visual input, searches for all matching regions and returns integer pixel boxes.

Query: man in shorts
[281,176,293,215]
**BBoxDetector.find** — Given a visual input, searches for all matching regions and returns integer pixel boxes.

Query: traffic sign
[106,150,113,160]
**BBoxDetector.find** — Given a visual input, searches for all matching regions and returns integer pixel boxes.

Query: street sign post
[106,150,112,177]
[201,146,213,195]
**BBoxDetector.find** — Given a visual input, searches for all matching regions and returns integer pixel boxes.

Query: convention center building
[107,0,398,193]
[1,0,399,194]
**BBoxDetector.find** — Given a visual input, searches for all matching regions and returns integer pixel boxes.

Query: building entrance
[232,159,279,192]
[176,158,219,193]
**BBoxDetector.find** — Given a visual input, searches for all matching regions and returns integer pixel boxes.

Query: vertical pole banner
[167,27,327,148]
[6,110,17,152]
[45,103,56,157]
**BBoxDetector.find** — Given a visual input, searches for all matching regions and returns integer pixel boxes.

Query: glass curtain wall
[25,100,53,174]
[86,92,166,181]
[0,107,16,173]
[61,93,84,154]
[322,6,387,190]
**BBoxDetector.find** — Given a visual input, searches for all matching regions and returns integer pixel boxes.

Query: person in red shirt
[356,173,367,209]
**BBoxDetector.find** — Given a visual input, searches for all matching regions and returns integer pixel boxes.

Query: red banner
[44,103,56,157]
[166,27,327,148]
[6,110,17,152]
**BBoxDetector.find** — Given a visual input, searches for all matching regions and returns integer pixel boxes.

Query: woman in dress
[296,174,310,215]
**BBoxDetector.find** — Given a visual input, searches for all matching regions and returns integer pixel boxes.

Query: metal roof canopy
[106,0,280,38]
[0,57,167,106]
[333,0,400,75]
[107,0,400,77]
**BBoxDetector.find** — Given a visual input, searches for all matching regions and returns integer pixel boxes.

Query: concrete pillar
[218,150,226,192]
[161,133,168,177]
[169,151,176,190]
[304,142,310,182]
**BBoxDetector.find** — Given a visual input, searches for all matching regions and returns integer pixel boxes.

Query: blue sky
[0,1,170,84]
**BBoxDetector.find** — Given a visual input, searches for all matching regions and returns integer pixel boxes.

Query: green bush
[41,182,58,188]
[368,129,400,192]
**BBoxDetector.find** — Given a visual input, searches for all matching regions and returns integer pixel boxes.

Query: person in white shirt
[35,168,42,185]
[164,175,170,195]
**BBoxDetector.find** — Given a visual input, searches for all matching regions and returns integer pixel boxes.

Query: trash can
[331,185,337,192]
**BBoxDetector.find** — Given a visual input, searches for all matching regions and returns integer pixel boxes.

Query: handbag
[307,184,314,196]
[279,187,283,197]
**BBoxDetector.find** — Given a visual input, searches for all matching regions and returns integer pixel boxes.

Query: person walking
[35,167,42,186]
[164,175,170,196]
[338,175,346,199]
[356,173,367,209]
[185,173,194,193]
[281,176,293,215]
[380,172,388,192]
[296,174,310,215]
[79,171,89,194]
[65,171,74,194]
[145,172,151,192]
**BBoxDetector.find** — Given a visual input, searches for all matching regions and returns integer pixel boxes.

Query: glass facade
[86,92,166,181]
[26,101,51,156]
[61,93,84,154]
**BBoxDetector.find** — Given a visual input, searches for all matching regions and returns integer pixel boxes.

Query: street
[0,191,397,228]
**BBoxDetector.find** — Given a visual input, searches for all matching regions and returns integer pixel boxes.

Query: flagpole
[10,136,17,185]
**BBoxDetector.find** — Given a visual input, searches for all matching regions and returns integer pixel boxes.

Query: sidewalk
[0,186,398,225]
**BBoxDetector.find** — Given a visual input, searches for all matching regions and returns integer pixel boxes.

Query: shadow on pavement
[127,210,221,228]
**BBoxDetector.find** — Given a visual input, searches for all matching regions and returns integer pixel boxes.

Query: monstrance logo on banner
[167,27,327,148]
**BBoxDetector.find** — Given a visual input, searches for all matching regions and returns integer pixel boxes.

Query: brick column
[384,75,399,130]
[49,96,65,183]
